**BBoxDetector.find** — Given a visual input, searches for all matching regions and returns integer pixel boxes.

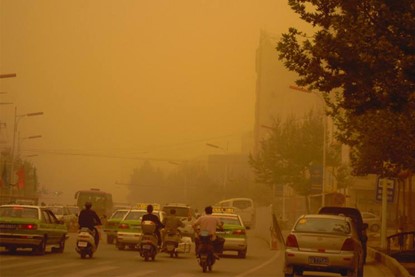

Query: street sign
[376,178,395,202]
[309,164,323,192]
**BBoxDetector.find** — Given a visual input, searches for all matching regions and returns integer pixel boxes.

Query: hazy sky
[0,0,308,203]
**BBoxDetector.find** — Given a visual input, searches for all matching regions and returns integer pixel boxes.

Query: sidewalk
[367,232,415,277]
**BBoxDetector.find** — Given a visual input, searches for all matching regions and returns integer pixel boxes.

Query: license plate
[142,244,151,249]
[77,241,87,247]
[308,256,328,265]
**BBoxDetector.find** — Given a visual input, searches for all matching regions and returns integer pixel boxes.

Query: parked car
[103,208,130,244]
[283,214,364,277]
[0,204,68,255]
[162,203,196,241]
[361,212,381,233]
[318,206,368,264]
[212,208,248,258]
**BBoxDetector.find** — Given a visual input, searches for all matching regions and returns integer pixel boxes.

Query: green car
[103,209,130,244]
[212,211,248,258]
[0,204,68,255]
[116,209,164,250]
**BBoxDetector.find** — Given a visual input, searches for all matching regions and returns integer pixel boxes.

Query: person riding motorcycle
[161,208,185,251]
[192,206,224,259]
[142,204,164,248]
[78,201,102,246]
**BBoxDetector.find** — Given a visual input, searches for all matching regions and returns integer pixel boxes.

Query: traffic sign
[376,178,395,202]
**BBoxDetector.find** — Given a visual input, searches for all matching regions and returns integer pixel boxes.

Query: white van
[216,198,255,229]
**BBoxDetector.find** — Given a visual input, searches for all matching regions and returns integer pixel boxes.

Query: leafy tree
[249,110,324,196]
[277,0,415,176]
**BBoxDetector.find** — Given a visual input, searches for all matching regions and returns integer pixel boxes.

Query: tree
[277,0,415,176]
[127,160,165,204]
[249,110,324,197]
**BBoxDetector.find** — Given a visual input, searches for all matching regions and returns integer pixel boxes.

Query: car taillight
[19,224,37,230]
[118,223,129,229]
[341,238,355,251]
[232,229,246,235]
[286,234,299,248]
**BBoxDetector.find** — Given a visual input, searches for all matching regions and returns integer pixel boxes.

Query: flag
[16,166,25,189]
[0,164,8,188]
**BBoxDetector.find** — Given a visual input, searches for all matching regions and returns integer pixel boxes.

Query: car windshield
[0,206,39,219]
[163,207,189,217]
[124,211,147,220]
[216,216,242,226]
[294,217,351,235]
[110,210,129,219]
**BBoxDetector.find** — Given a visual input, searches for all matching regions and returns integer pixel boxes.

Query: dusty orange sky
[0,0,309,203]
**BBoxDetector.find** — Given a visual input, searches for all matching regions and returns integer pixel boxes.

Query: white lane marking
[234,251,281,277]
[0,259,51,269]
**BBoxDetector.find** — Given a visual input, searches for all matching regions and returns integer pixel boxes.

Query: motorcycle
[75,227,99,259]
[139,220,158,261]
[196,230,216,272]
[163,229,181,258]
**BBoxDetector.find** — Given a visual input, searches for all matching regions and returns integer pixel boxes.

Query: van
[216,198,255,229]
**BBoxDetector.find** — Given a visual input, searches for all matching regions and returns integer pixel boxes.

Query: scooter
[196,231,216,272]
[139,221,158,261]
[75,227,99,259]
[163,229,181,258]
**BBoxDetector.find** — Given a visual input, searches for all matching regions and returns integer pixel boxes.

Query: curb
[368,247,414,277]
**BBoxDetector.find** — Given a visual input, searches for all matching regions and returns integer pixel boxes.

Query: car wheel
[33,237,47,255]
[117,243,125,250]
[7,246,16,253]
[370,224,380,233]
[56,236,66,253]
[107,236,114,244]
[238,249,247,258]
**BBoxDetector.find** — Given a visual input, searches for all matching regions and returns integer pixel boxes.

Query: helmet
[85,202,92,209]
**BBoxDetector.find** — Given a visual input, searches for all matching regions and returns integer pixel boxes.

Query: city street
[0,229,394,277]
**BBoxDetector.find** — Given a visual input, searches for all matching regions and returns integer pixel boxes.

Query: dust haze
[0,0,310,204]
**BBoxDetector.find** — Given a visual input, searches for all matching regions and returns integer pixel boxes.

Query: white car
[284,214,364,277]
[45,206,77,231]
[361,212,381,233]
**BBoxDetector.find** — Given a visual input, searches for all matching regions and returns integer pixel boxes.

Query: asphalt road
[0,229,395,277]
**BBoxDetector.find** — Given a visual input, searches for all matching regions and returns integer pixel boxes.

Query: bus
[74,188,113,220]
[215,198,255,229]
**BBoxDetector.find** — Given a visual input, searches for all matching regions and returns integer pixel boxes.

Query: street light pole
[18,134,42,157]
[206,142,229,199]
[9,107,43,186]
[289,85,327,207]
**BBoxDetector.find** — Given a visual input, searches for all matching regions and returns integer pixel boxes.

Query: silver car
[283,214,364,277]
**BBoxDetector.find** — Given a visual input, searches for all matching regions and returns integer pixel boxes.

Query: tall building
[253,30,321,154]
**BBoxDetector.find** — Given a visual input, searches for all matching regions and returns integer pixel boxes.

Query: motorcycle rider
[78,201,102,246]
[161,208,185,251]
[192,205,224,259]
[142,204,164,248]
